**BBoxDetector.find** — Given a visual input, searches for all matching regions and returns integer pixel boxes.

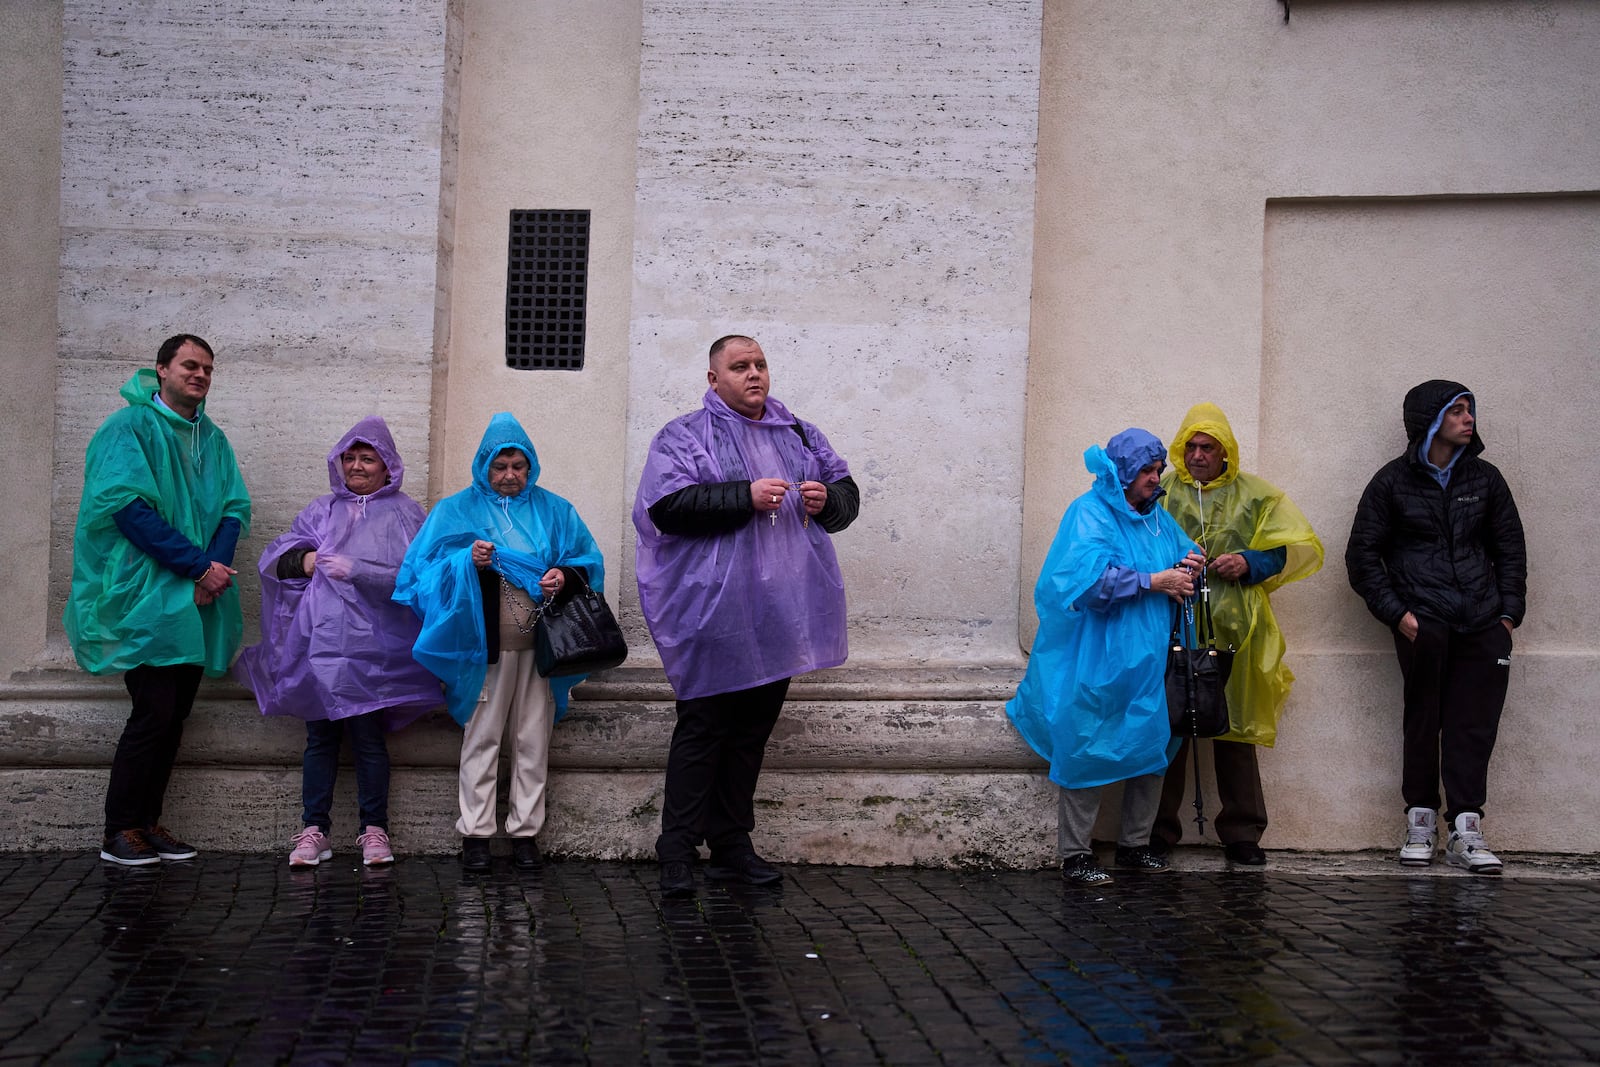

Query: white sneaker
[288,826,332,867]
[1398,807,1437,866]
[1443,812,1503,875]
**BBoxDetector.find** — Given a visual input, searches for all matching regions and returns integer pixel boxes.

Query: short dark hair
[156,334,214,367]
[708,334,756,365]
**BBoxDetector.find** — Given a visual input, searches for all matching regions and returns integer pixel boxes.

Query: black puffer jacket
[1345,379,1527,632]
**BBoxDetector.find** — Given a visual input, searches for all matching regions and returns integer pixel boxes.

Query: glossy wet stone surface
[1,854,1598,1064]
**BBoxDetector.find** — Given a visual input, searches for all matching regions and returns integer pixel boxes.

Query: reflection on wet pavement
[1,854,1597,1064]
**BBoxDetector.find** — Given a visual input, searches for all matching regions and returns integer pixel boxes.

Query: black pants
[104,663,203,837]
[655,679,789,863]
[1393,619,1512,823]
[1152,738,1269,847]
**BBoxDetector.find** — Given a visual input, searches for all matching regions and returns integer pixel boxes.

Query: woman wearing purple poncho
[634,335,860,898]
[235,415,442,868]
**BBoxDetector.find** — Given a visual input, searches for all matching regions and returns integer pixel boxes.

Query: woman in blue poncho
[1006,428,1205,887]
[393,413,605,873]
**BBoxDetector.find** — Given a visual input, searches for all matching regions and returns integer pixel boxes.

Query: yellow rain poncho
[1161,403,1322,746]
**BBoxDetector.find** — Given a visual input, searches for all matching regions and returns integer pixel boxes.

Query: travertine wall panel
[48,0,445,657]
[0,1,62,678]
[624,0,1042,666]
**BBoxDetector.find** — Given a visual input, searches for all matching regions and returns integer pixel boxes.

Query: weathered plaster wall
[0,0,62,678]
[46,0,446,659]
[1024,1,1600,850]
[621,0,1043,667]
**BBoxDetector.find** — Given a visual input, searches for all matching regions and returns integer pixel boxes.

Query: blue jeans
[302,714,390,834]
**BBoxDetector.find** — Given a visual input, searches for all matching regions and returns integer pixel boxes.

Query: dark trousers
[302,714,391,835]
[655,679,789,863]
[1153,738,1269,847]
[1393,619,1512,823]
[104,663,203,836]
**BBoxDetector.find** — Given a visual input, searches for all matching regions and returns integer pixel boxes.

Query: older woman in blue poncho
[393,413,604,872]
[1006,429,1205,887]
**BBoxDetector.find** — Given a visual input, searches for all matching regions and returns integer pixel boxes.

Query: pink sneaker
[289,826,331,867]
[357,826,394,866]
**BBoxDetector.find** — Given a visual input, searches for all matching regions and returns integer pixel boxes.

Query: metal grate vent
[505,209,590,370]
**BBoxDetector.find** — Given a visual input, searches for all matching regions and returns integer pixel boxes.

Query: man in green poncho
[65,334,251,866]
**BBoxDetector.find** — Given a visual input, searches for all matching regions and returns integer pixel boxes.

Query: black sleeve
[646,480,755,536]
[275,548,312,581]
[1345,467,1406,628]
[815,475,860,534]
[554,565,587,605]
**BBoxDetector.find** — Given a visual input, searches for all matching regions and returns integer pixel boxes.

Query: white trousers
[456,649,554,838]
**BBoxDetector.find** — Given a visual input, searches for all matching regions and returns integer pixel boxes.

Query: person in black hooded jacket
[1346,379,1526,875]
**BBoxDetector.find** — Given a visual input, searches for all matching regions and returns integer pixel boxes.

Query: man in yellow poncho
[65,334,251,867]
[1150,403,1322,866]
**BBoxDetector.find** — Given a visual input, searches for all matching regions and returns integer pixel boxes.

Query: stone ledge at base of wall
[0,666,1057,865]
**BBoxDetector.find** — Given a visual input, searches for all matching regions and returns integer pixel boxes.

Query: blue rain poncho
[1006,432,1196,789]
[65,368,251,677]
[392,413,605,725]
[1161,403,1324,746]
[233,416,443,731]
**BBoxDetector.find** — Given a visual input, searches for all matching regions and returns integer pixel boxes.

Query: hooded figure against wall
[1150,402,1323,866]
[394,412,605,873]
[235,415,441,868]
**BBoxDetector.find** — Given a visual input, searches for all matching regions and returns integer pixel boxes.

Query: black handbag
[534,571,628,678]
[1165,592,1235,739]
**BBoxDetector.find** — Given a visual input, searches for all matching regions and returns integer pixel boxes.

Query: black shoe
[705,851,783,886]
[460,837,492,873]
[1224,841,1267,866]
[511,837,541,870]
[1060,852,1113,886]
[1114,845,1171,872]
[144,824,197,861]
[100,829,161,867]
[659,859,695,898]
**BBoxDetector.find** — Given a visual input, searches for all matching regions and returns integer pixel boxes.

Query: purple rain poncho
[392,413,606,726]
[633,389,851,700]
[1005,431,1197,789]
[233,416,442,732]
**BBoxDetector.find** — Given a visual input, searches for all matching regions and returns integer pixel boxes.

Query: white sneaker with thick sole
[1444,812,1503,875]
[1399,806,1437,866]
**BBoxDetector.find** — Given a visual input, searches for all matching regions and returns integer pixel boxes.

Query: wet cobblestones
[1,853,1598,1064]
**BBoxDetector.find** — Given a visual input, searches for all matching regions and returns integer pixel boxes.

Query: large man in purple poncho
[634,335,860,898]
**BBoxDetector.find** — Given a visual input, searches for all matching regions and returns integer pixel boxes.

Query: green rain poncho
[1161,403,1323,747]
[65,368,251,677]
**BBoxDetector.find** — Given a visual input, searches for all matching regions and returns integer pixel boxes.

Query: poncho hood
[1403,379,1483,462]
[1167,402,1240,490]
[329,414,406,500]
[471,412,542,497]
[123,366,207,423]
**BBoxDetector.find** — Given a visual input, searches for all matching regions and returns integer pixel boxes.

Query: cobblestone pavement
[2,851,1598,1065]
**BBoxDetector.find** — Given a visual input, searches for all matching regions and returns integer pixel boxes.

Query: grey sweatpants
[1057,773,1165,857]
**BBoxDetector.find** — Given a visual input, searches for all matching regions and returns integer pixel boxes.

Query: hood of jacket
[327,414,405,500]
[1167,401,1240,490]
[1090,428,1167,516]
[120,367,207,425]
[470,412,542,497]
[1403,379,1484,463]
